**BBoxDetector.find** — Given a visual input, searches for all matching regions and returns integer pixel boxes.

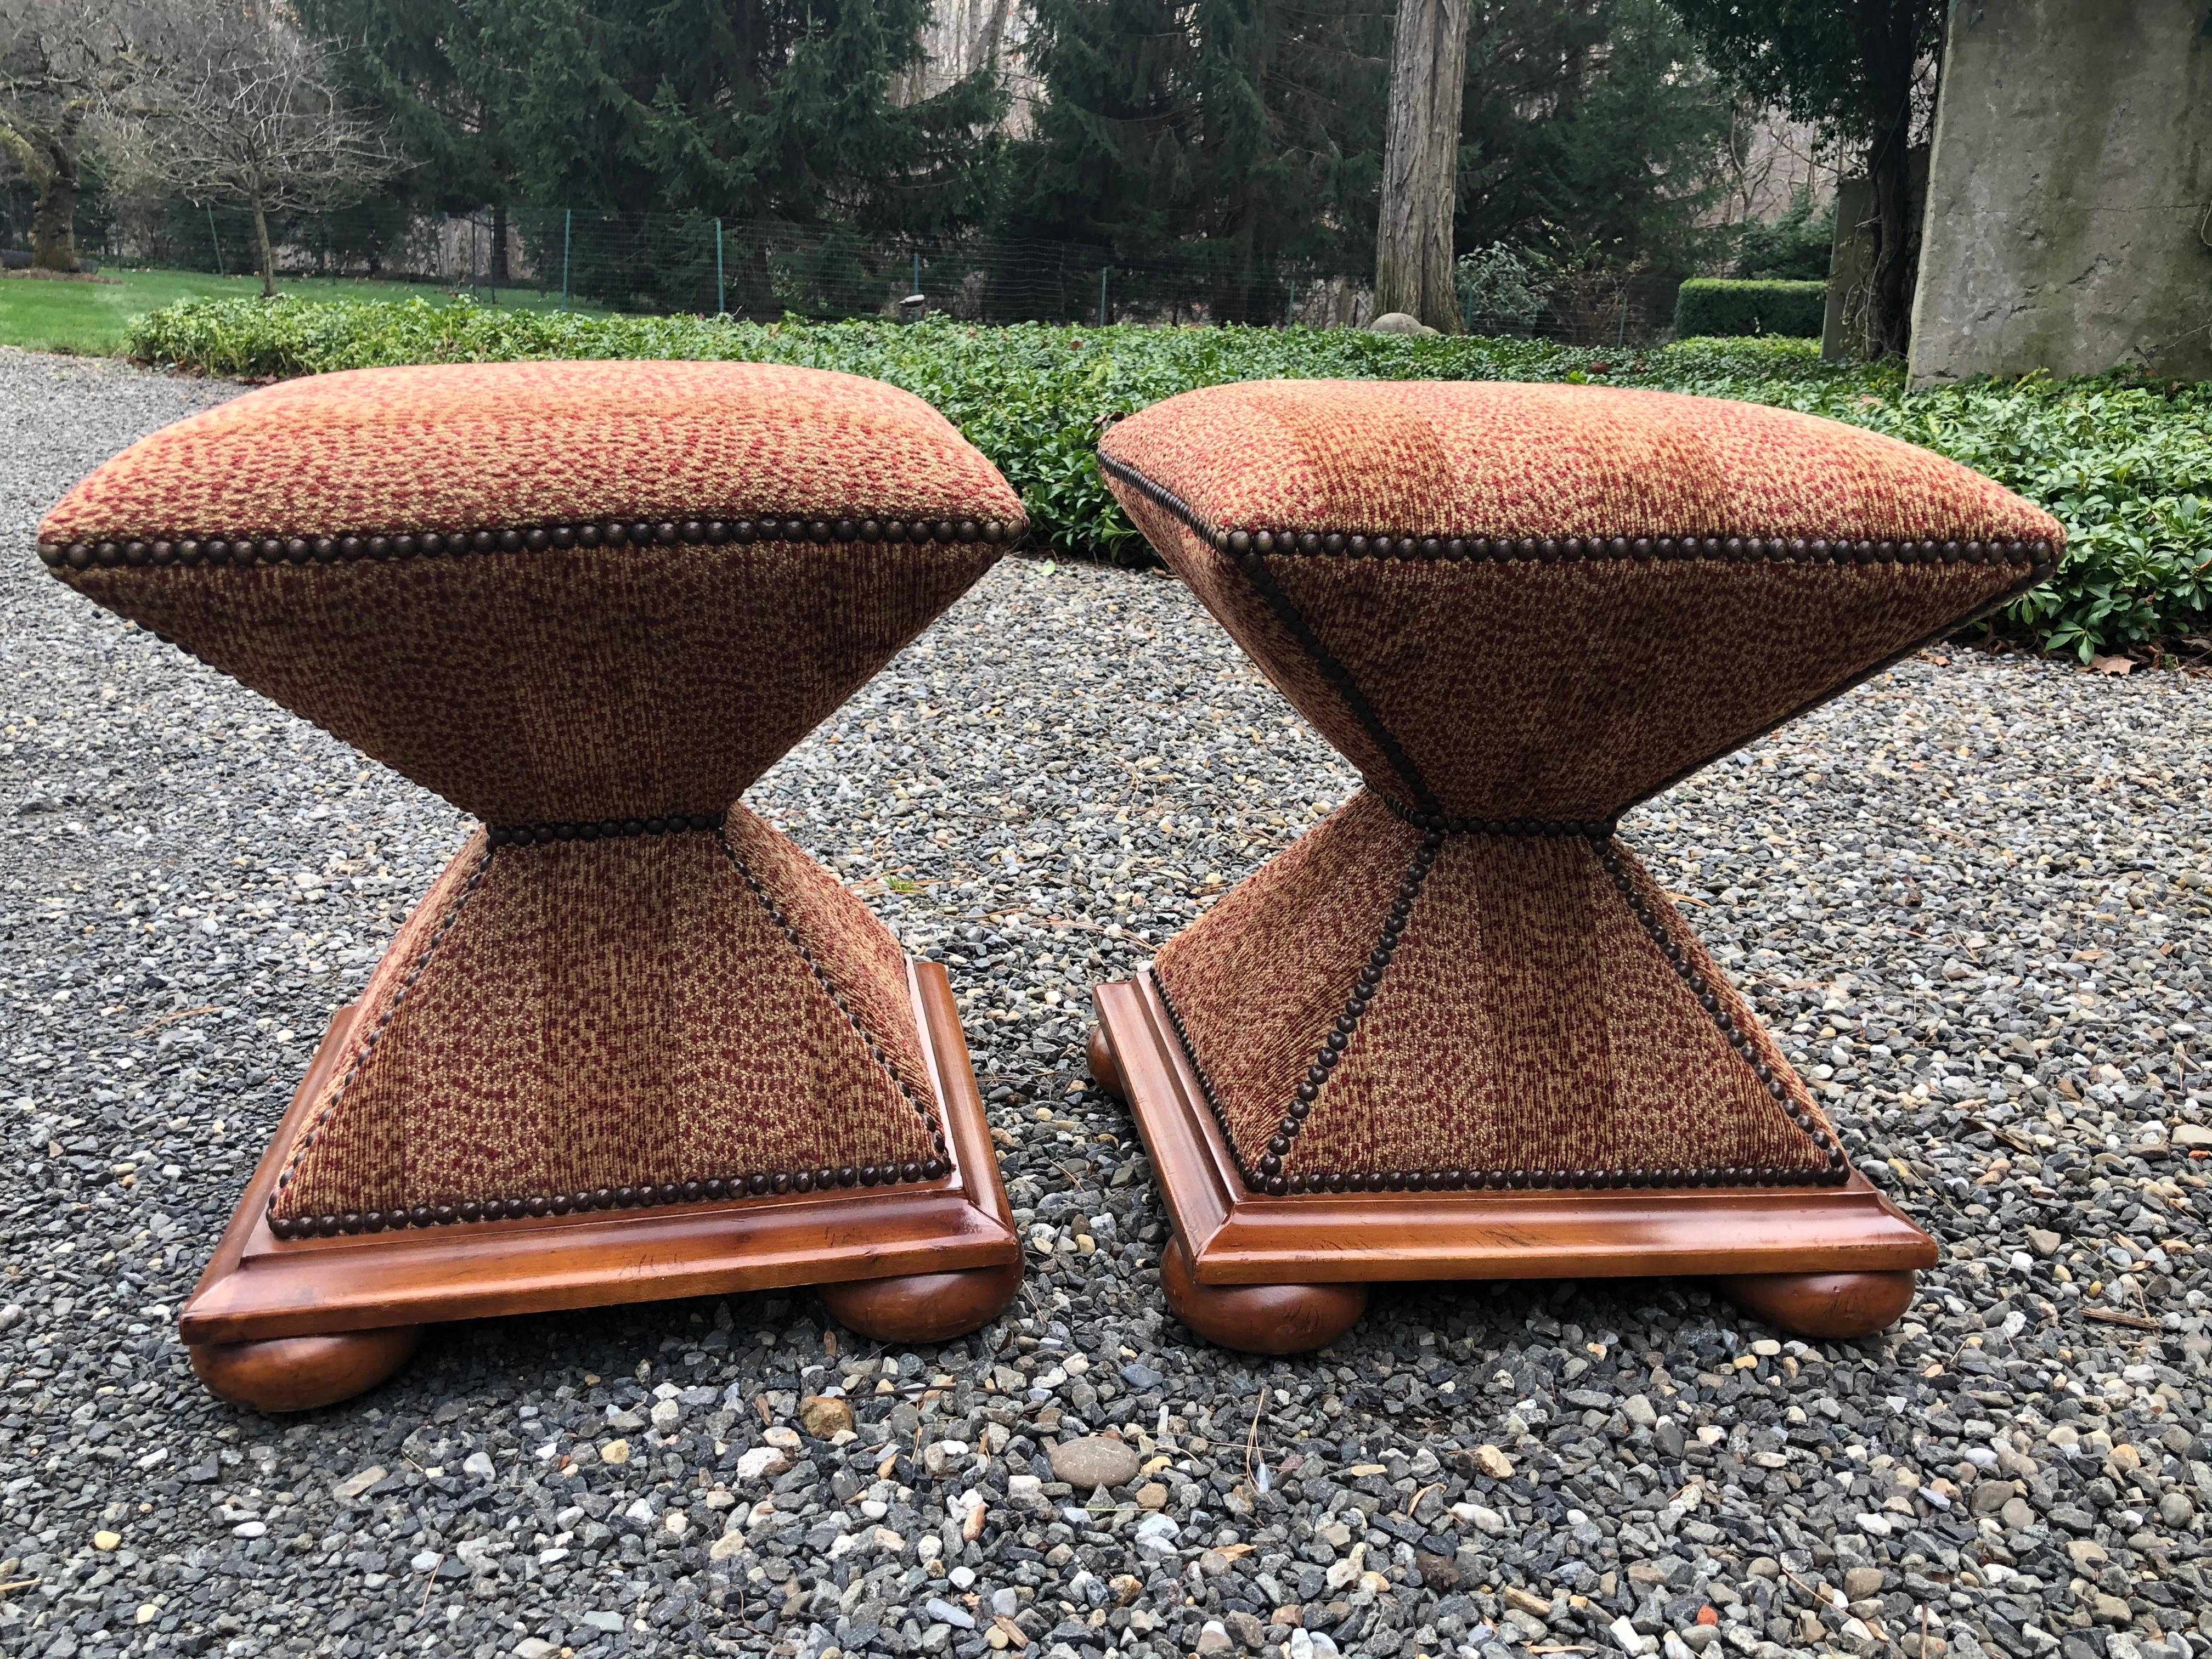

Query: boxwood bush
[1673,278,1828,340]
[127,297,2212,659]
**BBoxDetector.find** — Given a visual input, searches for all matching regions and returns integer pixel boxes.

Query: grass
[95,297,2212,661]
[0,266,583,356]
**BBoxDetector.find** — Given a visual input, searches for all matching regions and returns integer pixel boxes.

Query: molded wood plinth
[189,1326,424,1413]
[1093,972,1936,1345]
[1087,1025,1125,1103]
[820,1259,1023,1344]
[178,961,1020,1396]
[1712,1269,1918,1339]
[1160,1235,1367,1355]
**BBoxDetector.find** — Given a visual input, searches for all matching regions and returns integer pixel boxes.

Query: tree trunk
[29,110,84,274]
[1857,0,1934,358]
[252,197,276,297]
[1374,0,1472,331]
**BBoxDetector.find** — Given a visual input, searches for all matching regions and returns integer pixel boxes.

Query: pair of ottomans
[38,362,2060,1410]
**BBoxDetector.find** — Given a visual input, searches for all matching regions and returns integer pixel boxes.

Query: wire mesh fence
[2,192,1692,345]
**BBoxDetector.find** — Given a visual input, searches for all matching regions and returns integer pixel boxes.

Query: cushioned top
[35,362,1022,822]
[40,359,1023,545]
[1097,378,2064,822]
[1098,377,2057,545]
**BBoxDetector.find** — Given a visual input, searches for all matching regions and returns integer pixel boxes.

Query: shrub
[1453,243,1550,333]
[1673,278,1827,340]
[1733,189,1835,281]
[127,298,2212,658]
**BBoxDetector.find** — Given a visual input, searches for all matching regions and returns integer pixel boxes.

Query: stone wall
[1909,0,2212,385]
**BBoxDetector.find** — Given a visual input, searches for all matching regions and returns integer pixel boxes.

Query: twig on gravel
[130,1003,220,1036]
[1242,1389,1265,1491]
[2083,1307,2162,1330]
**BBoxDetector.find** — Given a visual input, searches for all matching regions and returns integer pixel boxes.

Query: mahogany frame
[1093,970,1933,1342]
[180,960,1019,1350]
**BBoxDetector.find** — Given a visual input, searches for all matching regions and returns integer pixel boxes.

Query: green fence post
[716,218,725,315]
[206,206,224,277]
[1098,266,1109,328]
[561,210,571,310]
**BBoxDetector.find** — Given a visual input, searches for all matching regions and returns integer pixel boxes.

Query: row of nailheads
[1235,548,1438,812]
[269,1160,952,1239]
[1102,452,1452,804]
[1207,530,2048,565]
[1378,794,1616,839]
[40,514,1020,571]
[1100,457,2051,567]
[1594,839,1848,1183]
[267,828,951,1240]
[714,824,951,1167]
[267,846,495,1238]
[1150,849,1840,1186]
[1257,831,1446,1192]
[487,812,727,848]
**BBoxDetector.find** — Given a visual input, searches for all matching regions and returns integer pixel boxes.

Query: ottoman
[39,360,1027,1408]
[1086,377,2062,1352]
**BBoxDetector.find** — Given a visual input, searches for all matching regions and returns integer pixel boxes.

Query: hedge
[125,298,2212,660]
[1673,278,1827,340]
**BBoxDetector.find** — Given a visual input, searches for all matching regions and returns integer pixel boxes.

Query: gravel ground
[1,346,2208,1659]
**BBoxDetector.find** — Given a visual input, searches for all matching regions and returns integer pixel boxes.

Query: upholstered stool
[1086,378,2061,1352]
[40,360,1026,1408]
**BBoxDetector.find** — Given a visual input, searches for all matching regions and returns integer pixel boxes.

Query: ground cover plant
[125,297,2212,661]
[0,267,581,356]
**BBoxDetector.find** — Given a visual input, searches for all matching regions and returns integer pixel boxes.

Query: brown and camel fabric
[1097,377,2062,1195]
[40,359,1025,1234]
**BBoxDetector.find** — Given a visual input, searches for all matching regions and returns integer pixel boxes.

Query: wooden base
[189,1326,424,1413]
[1093,973,1933,1351]
[1159,1235,1367,1353]
[819,1259,1024,1344]
[1712,1269,1918,1339]
[180,960,1020,1406]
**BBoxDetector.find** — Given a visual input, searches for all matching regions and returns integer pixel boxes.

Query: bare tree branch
[0,0,160,268]
[110,0,404,294]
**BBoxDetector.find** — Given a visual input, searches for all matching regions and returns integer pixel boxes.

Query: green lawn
[0,266,582,356]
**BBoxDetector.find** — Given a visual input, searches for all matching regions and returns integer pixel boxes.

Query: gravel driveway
[1,346,2207,1659]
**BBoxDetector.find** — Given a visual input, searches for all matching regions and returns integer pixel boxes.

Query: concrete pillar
[1909,0,2212,386]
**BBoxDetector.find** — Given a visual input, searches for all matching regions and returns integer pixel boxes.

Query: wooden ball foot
[188,1325,424,1412]
[1713,1269,1917,1339]
[819,1258,1023,1345]
[1160,1235,1367,1355]
[1086,1025,1125,1103]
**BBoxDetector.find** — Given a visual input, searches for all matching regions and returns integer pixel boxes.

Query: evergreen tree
[1006,0,1387,321]
[1456,0,1733,273]
[1012,0,1734,322]
[303,0,1007,307]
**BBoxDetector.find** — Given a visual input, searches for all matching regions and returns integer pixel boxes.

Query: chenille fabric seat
[1088,377,2061,1348]
[40,360,1027,1403]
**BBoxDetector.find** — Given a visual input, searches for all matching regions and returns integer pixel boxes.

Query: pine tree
[303,0,1007,308]
[1007,0,1387,322]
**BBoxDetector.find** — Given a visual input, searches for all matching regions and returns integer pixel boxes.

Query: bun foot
[188,1325,424,1412]
[1160,1235,1367,1354]
[1086,1025,1125,1103]
[1713,1269,1917,1339]
[820,1259,1023,1345]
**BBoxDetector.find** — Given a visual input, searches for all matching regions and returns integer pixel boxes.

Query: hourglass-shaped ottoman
[1086,378,2061,1352]
[40,360,1026,1409]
